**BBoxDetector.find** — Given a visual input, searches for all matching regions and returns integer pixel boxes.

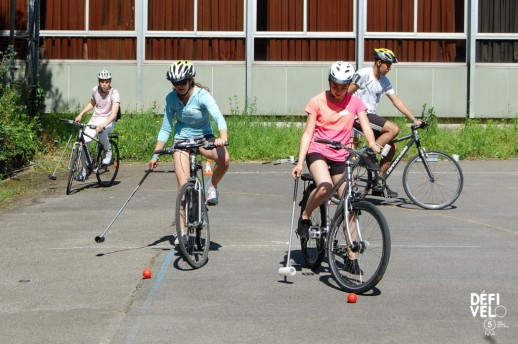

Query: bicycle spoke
[327,201,390,293]
[403,151,463,209]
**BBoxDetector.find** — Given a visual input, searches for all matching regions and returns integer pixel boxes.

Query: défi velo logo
[470,290,509,336]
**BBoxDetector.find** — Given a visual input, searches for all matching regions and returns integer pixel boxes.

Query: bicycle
[353,120,464,210]
[154,140,225,269]
[60,118,120,195]
[298,138,391,294]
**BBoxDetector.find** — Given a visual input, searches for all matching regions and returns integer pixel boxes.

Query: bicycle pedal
[308,226,322,239]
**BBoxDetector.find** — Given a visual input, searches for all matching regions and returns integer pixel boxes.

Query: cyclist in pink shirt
[292,61,380,242]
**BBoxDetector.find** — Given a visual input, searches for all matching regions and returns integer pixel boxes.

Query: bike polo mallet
[48,133,74,180]
[278,177,299,279]
[95,169,152,243]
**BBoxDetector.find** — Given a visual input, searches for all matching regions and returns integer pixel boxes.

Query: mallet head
[95,236,105,243]
[278,266,296,277]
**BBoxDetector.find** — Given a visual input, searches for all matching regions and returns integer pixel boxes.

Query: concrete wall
[38,61,517,119]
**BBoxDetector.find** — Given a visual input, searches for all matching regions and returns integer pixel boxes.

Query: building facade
[1,0,517,118]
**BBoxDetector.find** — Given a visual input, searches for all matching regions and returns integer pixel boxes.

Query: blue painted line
[140,249,174,313]
[125,249,174,343]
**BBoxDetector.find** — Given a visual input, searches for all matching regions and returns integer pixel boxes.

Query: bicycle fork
[342,161,365,254]
[184,179,204,232]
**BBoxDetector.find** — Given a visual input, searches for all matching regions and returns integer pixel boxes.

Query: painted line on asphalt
[125,249,175,343]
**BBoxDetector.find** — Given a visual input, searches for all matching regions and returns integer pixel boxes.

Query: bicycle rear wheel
[175,182,210,269]
[66,144,81,195]
[327,201,390,294]
[95,139,120,187]
[403,150,463,210]
[299,182,326,270]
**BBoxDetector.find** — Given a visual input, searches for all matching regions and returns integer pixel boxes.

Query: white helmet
[166,60,196,83]
[328,61,354,84]
[97,69,112,80]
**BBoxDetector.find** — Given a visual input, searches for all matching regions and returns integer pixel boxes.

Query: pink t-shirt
[305,91,367,161]
[90,86,120,119]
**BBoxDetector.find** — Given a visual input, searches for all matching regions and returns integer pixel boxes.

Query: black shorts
[352,113,387,139]
[306,153,345,176]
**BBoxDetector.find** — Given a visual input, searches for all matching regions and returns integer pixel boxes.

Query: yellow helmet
[373,48,398,63]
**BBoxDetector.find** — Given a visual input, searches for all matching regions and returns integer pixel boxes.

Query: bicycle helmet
[97,69,112,80]
[373,48,398,63]
[328,61,355,84]
[166,60,196,83]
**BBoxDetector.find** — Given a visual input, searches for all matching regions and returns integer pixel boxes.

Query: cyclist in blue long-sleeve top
[150,60,230,224]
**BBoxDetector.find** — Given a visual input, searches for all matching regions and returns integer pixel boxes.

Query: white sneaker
[75,169,88,181]
[102,149,112,165]
[174,233,188,246]
[206,186,219,205]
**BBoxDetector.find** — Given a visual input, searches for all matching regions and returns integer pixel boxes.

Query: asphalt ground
[0,160,517,343]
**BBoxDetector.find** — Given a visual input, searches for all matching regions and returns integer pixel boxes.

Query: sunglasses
[172,79,189,87]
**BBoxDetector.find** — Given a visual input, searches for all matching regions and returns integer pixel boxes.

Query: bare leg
[200,146,230,187]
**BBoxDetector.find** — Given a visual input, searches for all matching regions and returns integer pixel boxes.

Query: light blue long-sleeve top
[157,86,227,142]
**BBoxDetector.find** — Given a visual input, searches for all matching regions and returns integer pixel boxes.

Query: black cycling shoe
[343,256,364,275]
[372,186,398,198]
[296,218,311,239]
[360,154,380,171]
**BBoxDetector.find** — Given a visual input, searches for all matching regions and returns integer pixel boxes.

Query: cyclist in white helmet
[149,60,230,244]
[292,61,379,272]
[348,48,421,198]
[74,68,120,181]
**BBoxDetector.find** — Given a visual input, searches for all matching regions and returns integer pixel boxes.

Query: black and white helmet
[166,60,196,83]
[328,61,355,84]
[97,69,112,80]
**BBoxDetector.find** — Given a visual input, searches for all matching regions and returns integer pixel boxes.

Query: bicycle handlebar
[59,118,97,130]
[314,138,374,158]
[154,141,228,155]
[412,119,428,130]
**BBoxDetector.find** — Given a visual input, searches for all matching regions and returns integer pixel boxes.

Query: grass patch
[2,107,518,207]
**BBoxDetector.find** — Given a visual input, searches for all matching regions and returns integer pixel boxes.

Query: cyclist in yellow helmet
[348,48,421,198]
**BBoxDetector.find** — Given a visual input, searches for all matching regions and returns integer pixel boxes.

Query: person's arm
[387,93,421,125]
[149,140,166,170]
[203,91,228,146]
[347,82,359,94]
[292,113,316,179]
[75,100,95,122]
[357,111,380,154]
[96,102,120,133]
[150,98,175,170]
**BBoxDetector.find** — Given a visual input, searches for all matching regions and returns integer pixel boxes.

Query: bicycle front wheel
[403,150,463,210]
[327,201,390,294]
[95,139,120,187]
[175,182,210,269]
[299,183,326,270]
[66,144,81,195]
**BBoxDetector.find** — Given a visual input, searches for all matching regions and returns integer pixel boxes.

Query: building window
[255,0,355,61]
[146,0,245,60]
[477,0,518,63]
[366,0,465,62]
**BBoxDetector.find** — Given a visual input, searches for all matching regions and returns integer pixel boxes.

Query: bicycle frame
[377,122,434,183]
[307,144,369,251]
[185,147,206,229]
[65,121,103,173]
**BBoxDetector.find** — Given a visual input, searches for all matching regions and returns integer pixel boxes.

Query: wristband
[411,118,417,124]
[151,155,160,161]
